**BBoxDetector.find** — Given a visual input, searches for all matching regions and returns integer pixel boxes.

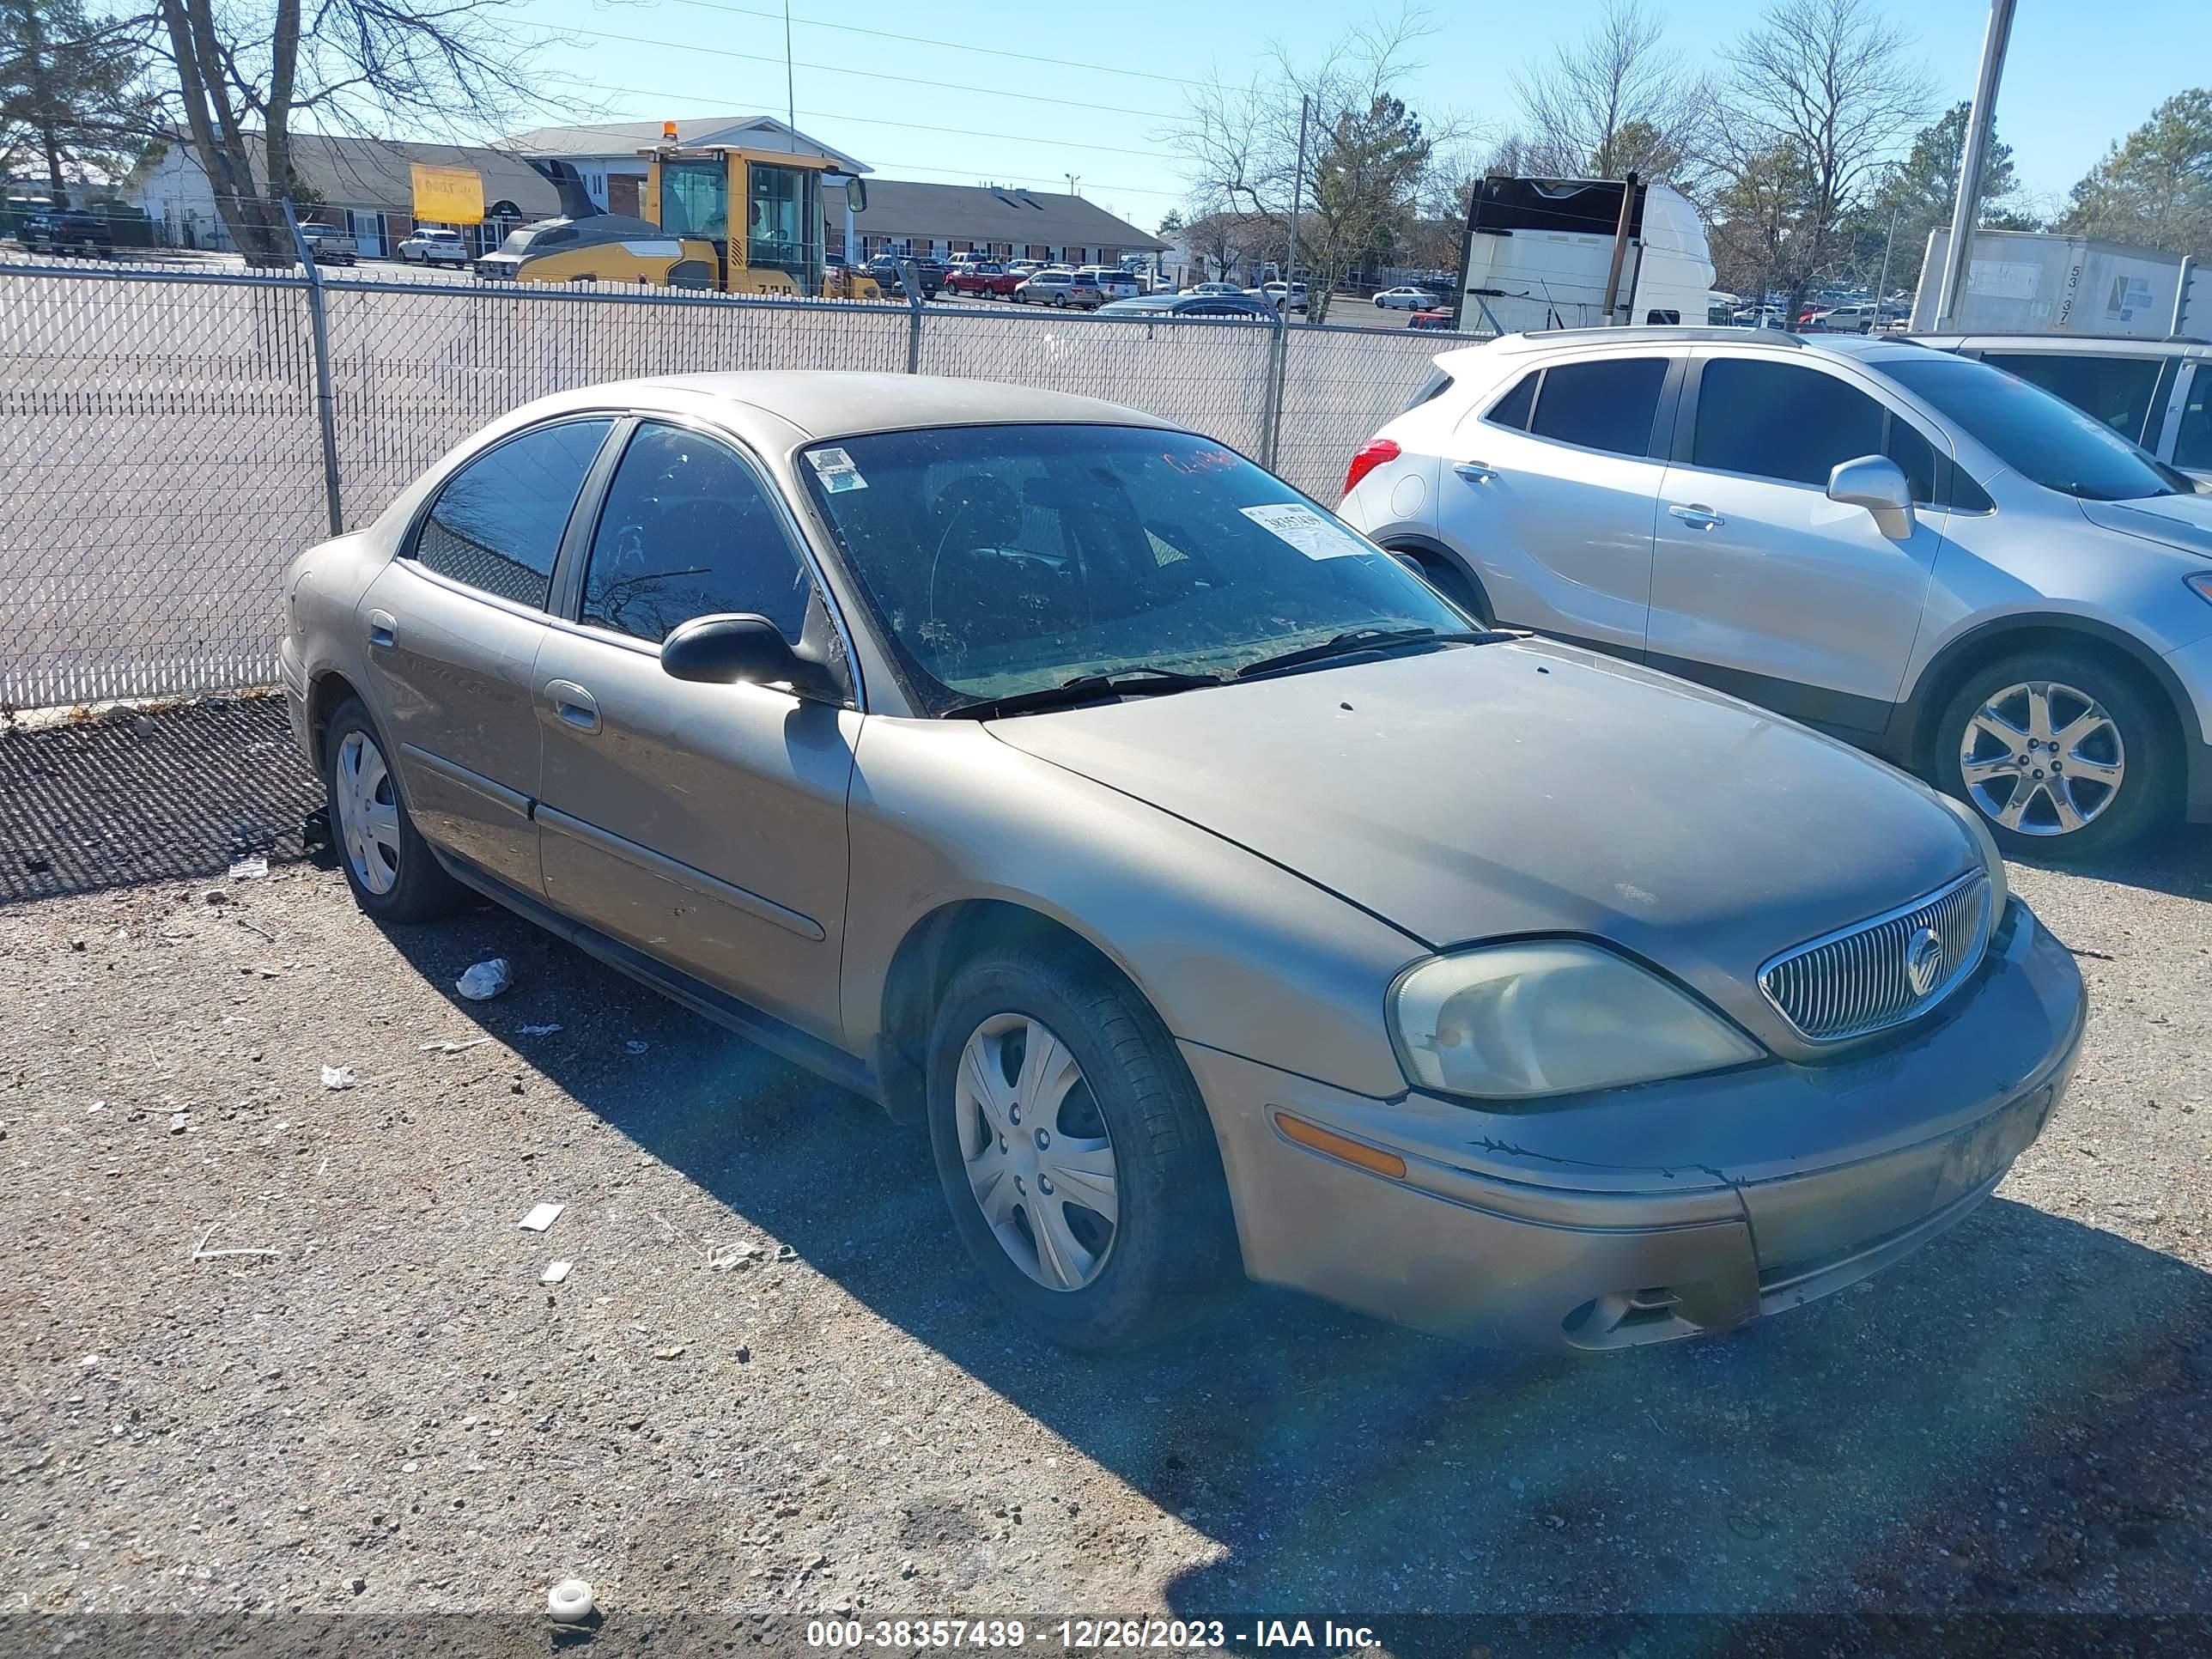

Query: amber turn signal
[1274,1112,1407,1180]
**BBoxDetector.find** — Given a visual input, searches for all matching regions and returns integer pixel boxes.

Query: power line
[547,22,1178,120]
[653,0,1205,90]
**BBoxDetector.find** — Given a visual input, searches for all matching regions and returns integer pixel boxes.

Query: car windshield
[1883,354,2189,501]
[798,424,1468,714]
[495,228,538,255]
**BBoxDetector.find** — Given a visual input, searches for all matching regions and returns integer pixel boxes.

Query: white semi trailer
[1911,226,2203,337]
[1455,177,1715,334]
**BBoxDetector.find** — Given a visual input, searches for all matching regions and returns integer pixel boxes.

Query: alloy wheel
[955,1012,1120,1291]
[333,729,402,894]
[1959,679,2125,837]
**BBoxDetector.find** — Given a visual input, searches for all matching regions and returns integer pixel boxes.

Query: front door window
[746,162,821,292]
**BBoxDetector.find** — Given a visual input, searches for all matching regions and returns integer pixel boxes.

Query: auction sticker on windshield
[806,446,869,493]
[1241,501,1372,560]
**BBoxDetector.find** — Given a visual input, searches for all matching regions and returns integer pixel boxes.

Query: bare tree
[1711,0,1931,316]
[1510,0,1704,182]
[1176,8,1452,319]
[154,0,552,262]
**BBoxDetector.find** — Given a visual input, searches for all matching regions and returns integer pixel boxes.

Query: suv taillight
[1343,437,1401,497]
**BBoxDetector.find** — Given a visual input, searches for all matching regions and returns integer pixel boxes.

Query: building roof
[139,130,562,217]
[506,115,868,174]
[852,179,1166,251]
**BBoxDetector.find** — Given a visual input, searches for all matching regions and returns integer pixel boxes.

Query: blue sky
[504,0,2203,233]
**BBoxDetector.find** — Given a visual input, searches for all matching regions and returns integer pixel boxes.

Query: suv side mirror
[1827,454,1916,541]
[659,613,837,700]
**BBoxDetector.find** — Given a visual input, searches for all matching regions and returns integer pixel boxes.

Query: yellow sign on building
[410,164,484,226]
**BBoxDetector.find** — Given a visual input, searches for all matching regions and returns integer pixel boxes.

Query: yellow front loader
[478,127,879,301]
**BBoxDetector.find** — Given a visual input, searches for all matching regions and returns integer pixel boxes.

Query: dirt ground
[3,698,2212,1634]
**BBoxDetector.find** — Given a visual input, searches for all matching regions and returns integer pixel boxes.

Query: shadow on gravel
[0,697,319,905]
[367,905,2212,1620]
[2011,820,2212,905]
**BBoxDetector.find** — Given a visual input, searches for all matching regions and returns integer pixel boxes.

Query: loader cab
[644,143,837,296]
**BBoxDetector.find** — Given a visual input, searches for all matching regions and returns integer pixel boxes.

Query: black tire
[1932,649,2172,860]
[924,945,1240,1352]
[322,698,469,922]
[1392,548,1492,626]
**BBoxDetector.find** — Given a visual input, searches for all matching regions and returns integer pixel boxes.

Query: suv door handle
[366,608,397,649]
[1454,462,1498,484]
[545,680,600,733]
[1668,503,1725,530]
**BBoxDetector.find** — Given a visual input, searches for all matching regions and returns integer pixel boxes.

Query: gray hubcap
[333,729,401,894]
[956,1012,1119,1291]
[1960,679,2125,837]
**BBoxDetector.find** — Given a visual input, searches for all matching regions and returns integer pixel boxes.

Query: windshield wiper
[950,665,1226,720]
[1234,626,1509,681]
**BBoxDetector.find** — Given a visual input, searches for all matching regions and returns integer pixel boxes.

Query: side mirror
[659,613,836,700]
[1826,454,1916,541]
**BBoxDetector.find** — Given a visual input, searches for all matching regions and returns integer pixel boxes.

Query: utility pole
[1935,0,2017,330]
[1601,171,1638,324]
[1285,94,1310,315]
[1875,205,1902,326]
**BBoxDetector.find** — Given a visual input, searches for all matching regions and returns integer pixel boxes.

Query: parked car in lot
[1014,269,1103,307]
[1809,302,1878,333]
[1374,286,1432,310]
[1184,281,1244,298]
[1080,267,1140,303]
[296,222,358,265]
[1340,326,2212,857]
[1911,332,2212,483]
[945,261,1024,299]
[863,254,949,299]
[19,209,112,256]
[1246,281,1309,313]
[1408,307,1455,331]
[280,371,2081,1352]
[1094,294,1276,321]
[398,228,471,265]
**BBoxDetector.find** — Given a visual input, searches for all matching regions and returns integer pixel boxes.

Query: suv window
[414,419,615,607]
[580,422,812,645]
[1528,357,1668,456]
[1485,371,1538,431]
[1694,358,1936,501]
[1980,351,2163,446]
[2176,368,2211,472]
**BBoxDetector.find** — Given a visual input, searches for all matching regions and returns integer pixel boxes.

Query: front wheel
[1933,652,2170,859]
[925,947,1238,1351]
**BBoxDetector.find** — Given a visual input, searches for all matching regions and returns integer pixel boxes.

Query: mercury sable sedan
[279,374,2086,1352]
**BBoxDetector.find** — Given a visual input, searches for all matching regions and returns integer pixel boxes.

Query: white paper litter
[319,1065,356,1091]
[625,1040,650,1055]
[517,1023,563,1036]
[540,1261,573,1285]
[455,957,512,1000]
[228,854,269,879]
[418,1036,491,1054]
[518,1202,565,1232]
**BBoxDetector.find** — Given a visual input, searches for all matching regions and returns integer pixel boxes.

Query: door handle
[366,608,397,649]
[545,679,600,733]
[1454,462,1499,484]
[1668,503,1725,530]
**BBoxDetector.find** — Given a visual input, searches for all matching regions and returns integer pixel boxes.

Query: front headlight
[1389,941,1762,1101]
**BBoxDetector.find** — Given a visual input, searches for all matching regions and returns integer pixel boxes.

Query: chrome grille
[1758,871,1992,1043]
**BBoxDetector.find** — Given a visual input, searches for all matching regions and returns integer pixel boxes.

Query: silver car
[1341,327,2212,857]
[280,373,2083,1352]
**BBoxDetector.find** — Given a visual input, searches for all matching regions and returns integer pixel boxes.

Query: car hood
[986,639,1982,1055]
[2077,493,2212,558]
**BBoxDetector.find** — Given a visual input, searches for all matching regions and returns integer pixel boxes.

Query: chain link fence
[0,256,1465,709]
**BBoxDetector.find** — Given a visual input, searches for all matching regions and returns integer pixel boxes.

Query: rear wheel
[1390,547,1491,625]
[925,946,1238,1351]
[323,699,468,922]
[1933,650,2170,859]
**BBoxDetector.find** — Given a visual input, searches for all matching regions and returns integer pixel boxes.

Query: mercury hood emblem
[1905,926,1946,998]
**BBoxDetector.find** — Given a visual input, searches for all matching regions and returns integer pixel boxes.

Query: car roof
[1910,331,2211,357]
[532,372,1179,443]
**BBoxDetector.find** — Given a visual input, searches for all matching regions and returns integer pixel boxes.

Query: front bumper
[1188,897,2085,1350]
[2156,631,2212,822]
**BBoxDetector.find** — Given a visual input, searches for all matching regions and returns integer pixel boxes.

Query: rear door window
[413,419,615,608]
[1527,357,1668,457]
[1484,371,1538,430]
[1980,351,2165,446]
[2175,368,2211,471]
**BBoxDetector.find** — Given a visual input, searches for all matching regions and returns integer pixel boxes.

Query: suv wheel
[1389,548,1491,625]
[324,699,469,921]
[1934,651,2169,858]
[924,946,1238,1351]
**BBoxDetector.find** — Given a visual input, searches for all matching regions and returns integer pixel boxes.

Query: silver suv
[1340,327,2212,855]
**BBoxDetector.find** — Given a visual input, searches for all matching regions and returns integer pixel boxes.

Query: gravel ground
[3,699,2212,1631]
